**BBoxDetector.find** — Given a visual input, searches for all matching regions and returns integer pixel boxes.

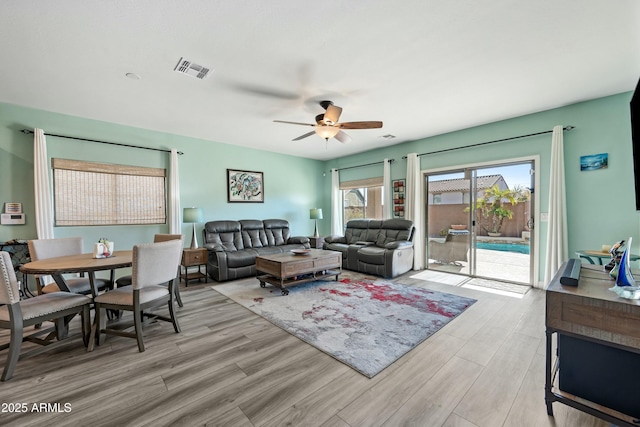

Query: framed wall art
[580,153,608,171]
[392,179,405,217]
[227,169,264,203]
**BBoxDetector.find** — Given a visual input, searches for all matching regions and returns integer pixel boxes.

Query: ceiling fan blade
[323,105,342,125]
[292,131,316,141]
[233,83,300,100]
[337,121,383,130]
[273,120,315,127]
[335,131,352,144]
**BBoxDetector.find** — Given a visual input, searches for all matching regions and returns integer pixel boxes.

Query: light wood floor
[0,272,609,427]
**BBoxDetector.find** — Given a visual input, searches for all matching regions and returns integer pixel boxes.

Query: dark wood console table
[545,263,640,426]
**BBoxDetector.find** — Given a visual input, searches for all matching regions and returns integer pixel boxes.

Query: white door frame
[423,155,540,286]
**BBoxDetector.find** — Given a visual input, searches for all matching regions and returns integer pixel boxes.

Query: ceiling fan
[274,100,383,143]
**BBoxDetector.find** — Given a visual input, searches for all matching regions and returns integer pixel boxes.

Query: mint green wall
[0,103,326,250]
[3,92,636,283]
[324,92,638,282]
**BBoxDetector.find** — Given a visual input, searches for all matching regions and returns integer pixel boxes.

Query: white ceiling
[1,1,639,161]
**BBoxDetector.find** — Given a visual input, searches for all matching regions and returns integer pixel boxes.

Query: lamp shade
[310,208,323,220]
[183,207,202,223]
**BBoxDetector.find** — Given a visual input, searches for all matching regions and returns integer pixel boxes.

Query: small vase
[93,242,114,258]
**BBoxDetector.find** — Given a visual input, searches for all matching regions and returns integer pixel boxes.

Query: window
[340,177,384,223]
[52,158,166,226]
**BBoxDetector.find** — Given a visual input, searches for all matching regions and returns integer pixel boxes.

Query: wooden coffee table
[256,249,341,295]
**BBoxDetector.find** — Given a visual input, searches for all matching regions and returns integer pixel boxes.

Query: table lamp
[183,207,203,249]
[310,208,323,238]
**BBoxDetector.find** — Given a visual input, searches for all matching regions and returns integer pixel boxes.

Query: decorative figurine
[615,237,636,287]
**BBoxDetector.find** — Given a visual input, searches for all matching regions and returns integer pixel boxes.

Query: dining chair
[115,233,184,307]
[28,237,112,296]
[0,251,92,381]
[90,238,183,352]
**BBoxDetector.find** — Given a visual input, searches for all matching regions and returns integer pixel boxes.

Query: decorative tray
[291,249,311,255]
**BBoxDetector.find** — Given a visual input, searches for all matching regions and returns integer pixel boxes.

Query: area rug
[213,276,476,378]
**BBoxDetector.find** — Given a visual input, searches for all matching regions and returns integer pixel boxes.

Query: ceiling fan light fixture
[315,125,340,141]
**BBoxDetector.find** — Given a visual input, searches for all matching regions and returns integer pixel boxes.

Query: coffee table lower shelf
[257,269,341,295]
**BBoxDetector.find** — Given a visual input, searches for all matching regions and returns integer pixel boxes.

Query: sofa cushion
[357,246,387,265]
[226,250,258,268]
[264,219,291,246]
[254,246,283,256]
[240,219,267,248]
[324,242,350,258]
[365,220,383,242]
[344,220,370,244]
[375,219,414,247]
[203,221,243,252]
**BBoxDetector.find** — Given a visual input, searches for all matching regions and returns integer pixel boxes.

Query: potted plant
[468,185,529,237]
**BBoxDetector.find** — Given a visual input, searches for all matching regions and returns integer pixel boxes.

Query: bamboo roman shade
[339,176,383,190]
[52,158,166,226]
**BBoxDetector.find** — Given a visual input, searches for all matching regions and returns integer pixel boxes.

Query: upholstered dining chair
[0,251,92,381]
[28,237,112,296]
[115,233,184,307]
[90,238,183,352]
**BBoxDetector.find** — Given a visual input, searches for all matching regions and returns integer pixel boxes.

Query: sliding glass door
[426,161,534,285]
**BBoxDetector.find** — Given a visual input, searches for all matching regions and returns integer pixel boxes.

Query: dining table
[20,250,133,298]
[18,250,132,342]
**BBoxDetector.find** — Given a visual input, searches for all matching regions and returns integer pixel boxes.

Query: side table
[180,248,208,286]
[309,236,325,249]
[576,249,640,265]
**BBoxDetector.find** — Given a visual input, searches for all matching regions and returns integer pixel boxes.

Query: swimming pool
[476,241,530,255]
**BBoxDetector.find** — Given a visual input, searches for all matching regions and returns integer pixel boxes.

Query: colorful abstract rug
[213,275,476,378]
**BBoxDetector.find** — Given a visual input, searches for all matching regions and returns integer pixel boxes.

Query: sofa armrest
[205,248,230,281]
[324,235,346,244]
[288,236,310,245]
[288,236,311,249]
[384,241,414,250]
[204,243,226,252]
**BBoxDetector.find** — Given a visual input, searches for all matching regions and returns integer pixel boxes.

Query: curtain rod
[333,158,394,172]
[402,126,575,159]
[20,129,184,155]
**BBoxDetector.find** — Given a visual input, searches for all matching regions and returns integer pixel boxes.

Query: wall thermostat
[1,213,25,225]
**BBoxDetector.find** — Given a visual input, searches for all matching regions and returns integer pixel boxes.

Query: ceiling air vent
[174,57,211,80]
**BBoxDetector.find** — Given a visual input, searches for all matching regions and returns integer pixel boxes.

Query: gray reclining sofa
[203,219,310,281]
[323,218,414,278]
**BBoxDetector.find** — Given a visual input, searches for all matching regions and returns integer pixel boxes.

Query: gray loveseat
[202,219,310,281]
[323,219,414,278]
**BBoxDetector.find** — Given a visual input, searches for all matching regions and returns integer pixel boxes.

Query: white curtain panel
[331,168,342,235]
[33,129,54,239]
[383,158,392,220]
[406,153,425,270]
[168,149,181,234]
[543,125,568,288]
